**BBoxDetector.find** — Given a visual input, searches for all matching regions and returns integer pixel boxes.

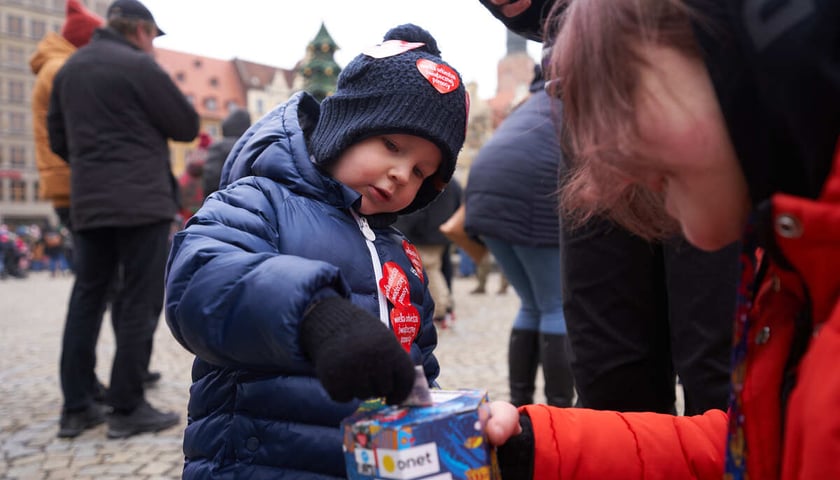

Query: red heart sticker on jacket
[391,305,421,353]
[403,240,424,283]
[379,261,411,307]
[416,59,460,94]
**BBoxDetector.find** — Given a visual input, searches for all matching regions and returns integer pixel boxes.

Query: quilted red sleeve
[521,405,727,480]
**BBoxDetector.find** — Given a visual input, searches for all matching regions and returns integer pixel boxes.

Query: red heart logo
[416,59,460,94]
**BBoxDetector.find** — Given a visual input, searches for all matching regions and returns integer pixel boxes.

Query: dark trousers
[60,221,170,412]
[562,217,738,415]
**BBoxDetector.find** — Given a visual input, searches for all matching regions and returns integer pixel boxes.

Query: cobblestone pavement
[1,270,519,479]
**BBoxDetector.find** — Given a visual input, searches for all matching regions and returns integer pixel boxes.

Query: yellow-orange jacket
[30,32,75,209]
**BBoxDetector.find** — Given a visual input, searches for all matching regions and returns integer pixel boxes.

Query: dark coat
[202,108,252,196]
[393,178,462,245]
[464,88,565,247]
[47,27,199,231]
[165,92,439,479]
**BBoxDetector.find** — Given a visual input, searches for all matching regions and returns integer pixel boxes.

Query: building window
[193,59,202,68]
[226,100,239,112]
[209,77,219,87]
[203,97,217,111]
[30,19,46,40]
[10,146,25,168]
[7,15,23,37]
[185,94,195,105]
[8,46,24,66]
[256,99,264,116]
[8,80,24,103]
[206,124,219,138]
[10,179,26,202]
[9,112,25,133]
[176,71,185,82]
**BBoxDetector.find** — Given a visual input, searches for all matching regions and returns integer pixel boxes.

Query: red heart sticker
[402,240,424,283]
[379,261,411,307]
[391,305,421,353]
[416,59,460,94]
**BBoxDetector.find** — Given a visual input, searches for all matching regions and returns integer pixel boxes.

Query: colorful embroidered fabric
[725,219,759,480]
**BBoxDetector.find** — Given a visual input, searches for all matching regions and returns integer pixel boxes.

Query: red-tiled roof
[155,48,246,120]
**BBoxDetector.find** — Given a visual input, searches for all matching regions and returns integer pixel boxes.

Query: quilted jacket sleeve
[522,405,727,479]
[164,178,349,371]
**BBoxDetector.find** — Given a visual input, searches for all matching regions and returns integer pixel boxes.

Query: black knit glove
[300,296,416,404]
[497,414,536,480]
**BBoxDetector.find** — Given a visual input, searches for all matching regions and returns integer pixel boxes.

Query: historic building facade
[1,4,533,228]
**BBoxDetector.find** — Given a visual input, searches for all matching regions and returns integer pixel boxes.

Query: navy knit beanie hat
[310,24,469,214]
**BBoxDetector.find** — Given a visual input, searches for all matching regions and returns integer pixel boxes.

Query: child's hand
[485,401,522,445]
[300,296,416,404]
[486,401,535,480]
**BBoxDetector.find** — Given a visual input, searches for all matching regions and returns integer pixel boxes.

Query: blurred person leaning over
[48,0,199,439]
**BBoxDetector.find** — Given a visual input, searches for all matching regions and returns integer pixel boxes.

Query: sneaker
[58,403,106,438]
[106,401,180,439]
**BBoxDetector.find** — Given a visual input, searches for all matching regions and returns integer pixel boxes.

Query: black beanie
[310,24,469,214]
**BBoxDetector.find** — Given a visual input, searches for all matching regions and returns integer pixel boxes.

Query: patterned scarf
[725,217,759,480]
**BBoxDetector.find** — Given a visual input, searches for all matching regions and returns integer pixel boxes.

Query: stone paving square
[1,270,518,479]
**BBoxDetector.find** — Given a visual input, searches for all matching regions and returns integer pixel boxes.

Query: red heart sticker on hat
[416,59,460,94]
[363,39,425,59]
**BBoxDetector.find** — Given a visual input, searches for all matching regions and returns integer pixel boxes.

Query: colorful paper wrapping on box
[342,389,500,480]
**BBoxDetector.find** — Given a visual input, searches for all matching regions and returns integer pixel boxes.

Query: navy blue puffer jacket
[465,88,566,247]
[165,92,439,479]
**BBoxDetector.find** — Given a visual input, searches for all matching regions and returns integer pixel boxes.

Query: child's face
[631,44,751,251]
[331,133,443,215]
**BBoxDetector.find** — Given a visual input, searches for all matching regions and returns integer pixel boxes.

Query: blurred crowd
[0,223,73,279]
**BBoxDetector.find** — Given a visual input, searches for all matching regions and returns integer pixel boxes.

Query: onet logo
[376,443,440,479]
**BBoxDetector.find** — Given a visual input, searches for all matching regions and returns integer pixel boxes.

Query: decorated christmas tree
[300,22,340,101]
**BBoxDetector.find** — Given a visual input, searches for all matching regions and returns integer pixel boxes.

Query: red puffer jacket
[523,143,840,479]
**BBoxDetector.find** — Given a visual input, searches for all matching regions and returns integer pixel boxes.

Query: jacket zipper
[351,210,389,327]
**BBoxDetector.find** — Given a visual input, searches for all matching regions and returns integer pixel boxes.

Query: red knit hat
[61,0,104,48]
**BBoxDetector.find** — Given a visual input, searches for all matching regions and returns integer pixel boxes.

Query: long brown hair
[546,0,700,239]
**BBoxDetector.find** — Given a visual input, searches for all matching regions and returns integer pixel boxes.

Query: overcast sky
[138,0,541,99]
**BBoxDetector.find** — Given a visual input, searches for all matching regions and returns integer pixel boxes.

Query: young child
[483,0,840,479]
[164,24,467,479]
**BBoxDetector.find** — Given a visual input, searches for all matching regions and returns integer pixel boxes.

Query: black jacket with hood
[202,108,252,196]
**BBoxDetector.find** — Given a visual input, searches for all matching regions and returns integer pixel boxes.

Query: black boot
[540,334,576,407]
[508,329,540,407]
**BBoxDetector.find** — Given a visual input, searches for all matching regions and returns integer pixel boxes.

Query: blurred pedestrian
[479,0,737,417]
[43,227,68,276]
[178,131,211,223]
[202,108,251,198]
[48,0,199,439]
[465,65,574,407]
[394,178,462,328]
[30,0,102,231]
